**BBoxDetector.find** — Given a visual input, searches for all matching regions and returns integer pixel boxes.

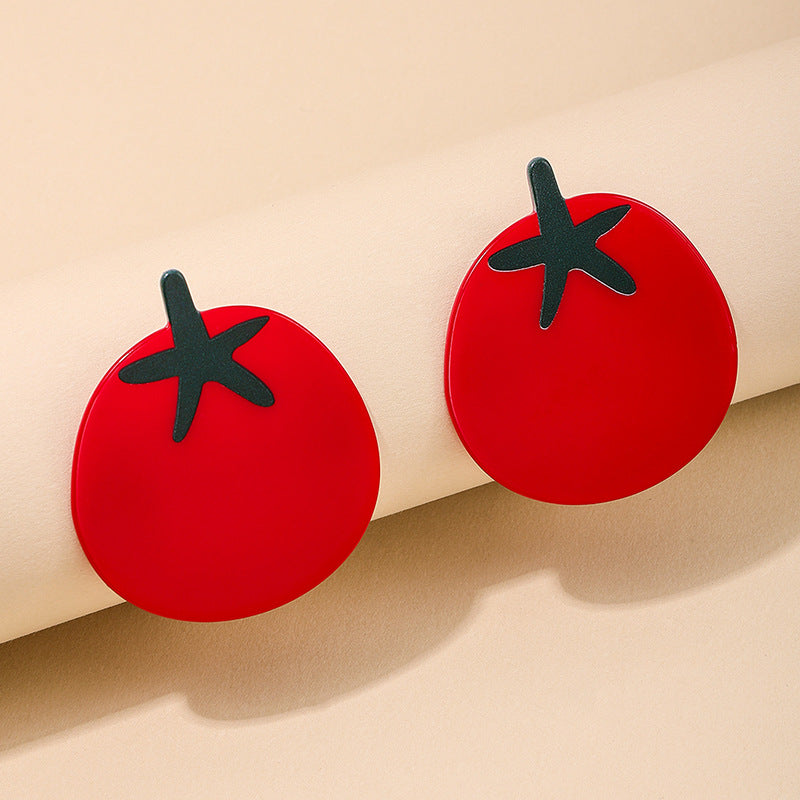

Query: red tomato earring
[72,270,380,621]
[445,158,737,504]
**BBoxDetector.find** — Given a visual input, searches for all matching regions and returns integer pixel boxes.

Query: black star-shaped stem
[488,158,636,329]
[119,270,274,442]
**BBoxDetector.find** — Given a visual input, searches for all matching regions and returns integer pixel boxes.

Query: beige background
[2,1,800,797]
[3,0,799,278]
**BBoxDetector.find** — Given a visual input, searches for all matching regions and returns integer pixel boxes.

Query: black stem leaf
[488,158,636,329]
[119,271,274,442]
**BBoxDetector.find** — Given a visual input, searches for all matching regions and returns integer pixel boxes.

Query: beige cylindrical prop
[0,40,798,642]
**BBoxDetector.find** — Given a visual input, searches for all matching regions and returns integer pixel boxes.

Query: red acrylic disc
[72,271,380,621]
[445,159,737,504]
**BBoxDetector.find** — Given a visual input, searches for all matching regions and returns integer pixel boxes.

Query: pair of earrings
[72,158,737,622]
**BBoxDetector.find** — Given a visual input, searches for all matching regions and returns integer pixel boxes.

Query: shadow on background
[2,384,799,752]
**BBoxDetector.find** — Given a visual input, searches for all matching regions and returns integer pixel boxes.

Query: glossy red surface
[445,193,738,504]
[73,306,380,621]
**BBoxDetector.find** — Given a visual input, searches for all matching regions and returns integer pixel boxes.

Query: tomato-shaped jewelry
[445,158,737,504]
[72,270,380,621]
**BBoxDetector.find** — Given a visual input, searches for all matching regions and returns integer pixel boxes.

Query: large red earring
[445,158,737,504]
[72,270,380,621]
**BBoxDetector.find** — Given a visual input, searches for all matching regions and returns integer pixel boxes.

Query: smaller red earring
[72,270,380,621]
[445,158,737,504]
